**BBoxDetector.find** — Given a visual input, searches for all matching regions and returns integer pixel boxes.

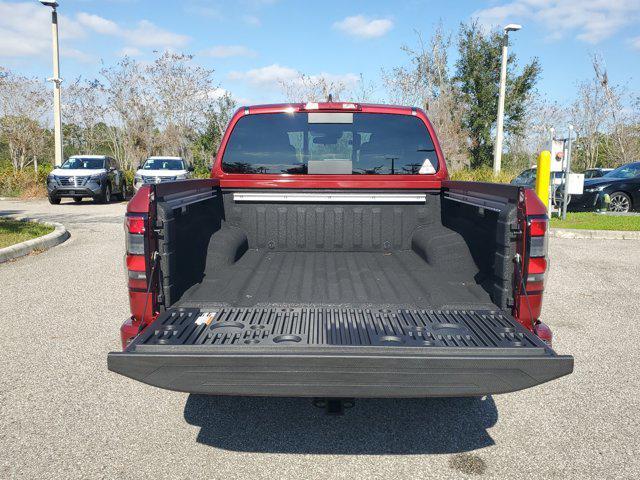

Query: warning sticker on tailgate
[195,312,216,326]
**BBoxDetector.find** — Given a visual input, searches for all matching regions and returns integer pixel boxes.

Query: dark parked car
[47,155,126,204]
[583,168,613,179]
[511,168,565,188]
[568,162,640,212]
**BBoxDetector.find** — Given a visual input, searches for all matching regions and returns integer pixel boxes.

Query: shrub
[0,165,52,198]
[122,170,136,194]
[449,166,518,184]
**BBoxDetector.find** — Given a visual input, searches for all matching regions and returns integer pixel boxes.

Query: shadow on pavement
[0,210,25,216]
[1,202,126,225]
[183,395,497,454]
[54,198,129,205]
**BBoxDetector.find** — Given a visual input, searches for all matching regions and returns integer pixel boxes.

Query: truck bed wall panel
[222,191,438,251]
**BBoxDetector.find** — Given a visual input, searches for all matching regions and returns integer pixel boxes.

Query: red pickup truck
[108,102,573,400]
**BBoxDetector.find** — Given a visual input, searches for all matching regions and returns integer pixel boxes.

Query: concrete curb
[550,228,640,240]
[0,215,70,263]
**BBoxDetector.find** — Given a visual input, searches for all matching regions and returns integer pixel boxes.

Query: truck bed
[110,183,573,397]
[108,306,573,397]
[178,249,494,309]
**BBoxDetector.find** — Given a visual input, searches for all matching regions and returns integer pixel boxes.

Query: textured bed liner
[131,307,540,349]
[178,249,494,309]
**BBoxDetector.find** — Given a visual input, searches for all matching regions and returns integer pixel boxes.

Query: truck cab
[109,103,573,398]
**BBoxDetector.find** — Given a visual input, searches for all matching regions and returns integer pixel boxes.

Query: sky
[1,0,639,106]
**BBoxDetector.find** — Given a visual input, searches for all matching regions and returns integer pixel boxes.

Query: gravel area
[1,198,638,479]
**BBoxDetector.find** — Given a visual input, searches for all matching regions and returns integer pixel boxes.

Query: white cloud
[307,72,361,89]
[332,15,393,39]
[474,0,640,44]
[76,12,119,36]
[0,3,189,60]
[630,36,640,50]
[243,15,262,26]
[228,63,360,93]
[200,45,257,58]
[61,47,95,63]
[0,1,87,58]
[229,64,298,87]
[119,46,143,57]
[121,20,190,48]
[184,4,223,19]
[76,12,189,49]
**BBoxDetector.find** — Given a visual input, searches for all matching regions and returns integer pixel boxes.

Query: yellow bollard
[534,150,551,207]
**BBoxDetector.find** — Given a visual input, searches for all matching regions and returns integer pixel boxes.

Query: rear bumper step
[108,307,573,397]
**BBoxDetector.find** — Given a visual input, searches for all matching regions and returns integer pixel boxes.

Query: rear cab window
[221,112,438,175]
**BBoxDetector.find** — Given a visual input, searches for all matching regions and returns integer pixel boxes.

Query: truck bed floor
[178,250,493,309]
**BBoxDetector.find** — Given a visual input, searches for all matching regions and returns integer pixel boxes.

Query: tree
[570,64,608,170]
[570,55,640,170]
[383,25,468,170]
[280,73,351,102]
[0,71,51,172]
[63,78,109,155]
[98,53,227,170]
[150,52,220,160]
[505,98,568,170]
[192,91,237,175]
[100,56,157,170]
[590,55,639,166]
[454,21,541,168]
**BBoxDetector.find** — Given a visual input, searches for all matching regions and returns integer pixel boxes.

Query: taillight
[126,217,145,235]
[125,215,147,289]
[126,253,145,271]
[516,191,551,335]
[515,216,549,331]
[526,218,548,289]
[529,218,546,236]
[528,257,547,275]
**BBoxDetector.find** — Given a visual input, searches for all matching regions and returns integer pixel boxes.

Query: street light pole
[493,23,522,176]
[42,1,63,167]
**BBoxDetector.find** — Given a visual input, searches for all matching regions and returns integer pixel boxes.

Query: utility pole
[41,1,64,166]
[493,23,522,176]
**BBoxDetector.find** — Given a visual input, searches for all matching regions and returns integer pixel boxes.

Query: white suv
[133,157,193,191]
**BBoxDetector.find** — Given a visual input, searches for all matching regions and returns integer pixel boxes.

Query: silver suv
[46,155,126,204]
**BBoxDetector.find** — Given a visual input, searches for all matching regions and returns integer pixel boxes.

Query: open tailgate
[108,307,573,397]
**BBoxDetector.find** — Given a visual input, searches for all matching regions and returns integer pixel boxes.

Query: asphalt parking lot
[1,198,639,480]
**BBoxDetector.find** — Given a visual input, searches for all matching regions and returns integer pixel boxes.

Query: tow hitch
[313,398,355,415]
